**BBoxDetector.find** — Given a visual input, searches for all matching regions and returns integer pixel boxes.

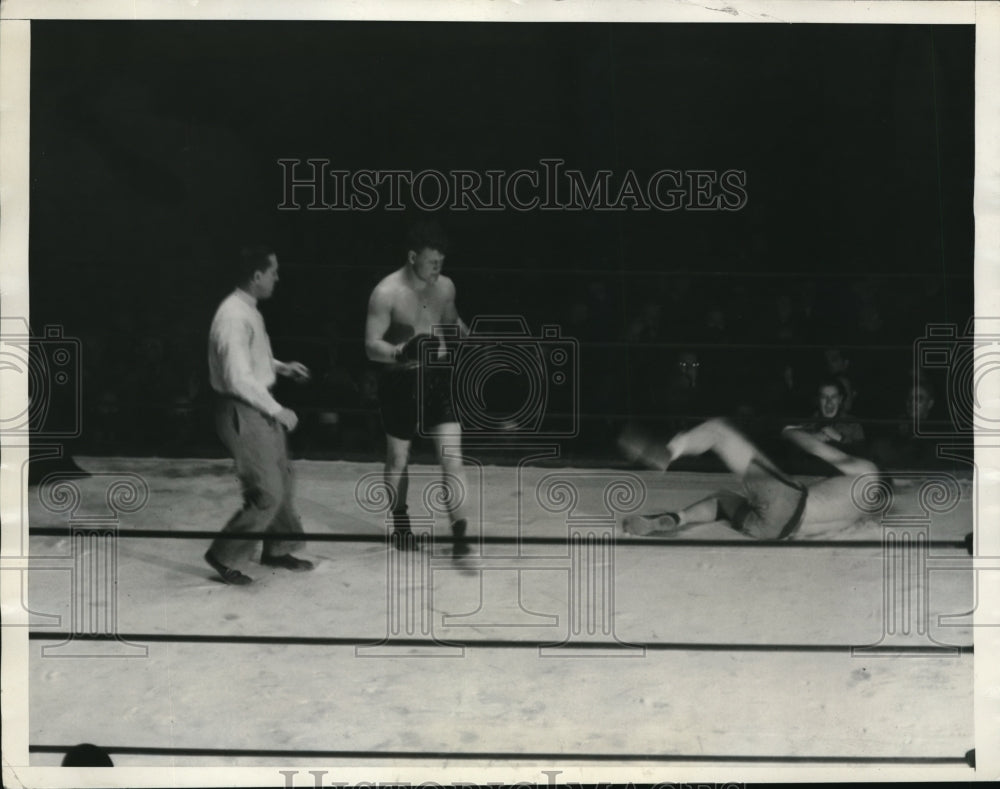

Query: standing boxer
[364,221,473,559]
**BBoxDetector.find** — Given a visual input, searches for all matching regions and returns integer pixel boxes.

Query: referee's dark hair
[234,245,277,286]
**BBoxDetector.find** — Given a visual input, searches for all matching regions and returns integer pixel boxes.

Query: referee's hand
[276,408,299,432]
[284,361,312,383]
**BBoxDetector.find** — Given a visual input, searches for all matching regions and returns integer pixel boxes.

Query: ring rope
[25,632,973,653]
[26,526,969,550]
[25,743,973,764]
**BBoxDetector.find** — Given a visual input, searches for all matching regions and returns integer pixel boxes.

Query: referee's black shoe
[261,553,314,571]
[204,550,253,585]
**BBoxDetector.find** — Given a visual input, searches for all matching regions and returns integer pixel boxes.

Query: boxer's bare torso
[366,260,463,368]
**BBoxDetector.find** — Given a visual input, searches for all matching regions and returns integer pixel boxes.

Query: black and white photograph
[2,1,999,786]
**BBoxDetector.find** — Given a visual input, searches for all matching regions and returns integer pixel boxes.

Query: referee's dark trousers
[209,397,304,566]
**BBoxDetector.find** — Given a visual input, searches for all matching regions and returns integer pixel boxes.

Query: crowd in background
[70,269,969,472]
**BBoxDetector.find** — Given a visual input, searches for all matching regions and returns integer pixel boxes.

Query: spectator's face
[706,308,725,330]
[906,386,934,420]
[825,348,848,374]
[409,247,444,284]
[776,294,792,317]
[589,281,607,299]
[836,374,856,411]
[142,337,164,361]
[678,353,700,385]
[818,385,844,419]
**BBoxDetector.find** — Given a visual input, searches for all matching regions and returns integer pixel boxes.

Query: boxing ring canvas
[3,0,1000,785]
[24,457,974,766]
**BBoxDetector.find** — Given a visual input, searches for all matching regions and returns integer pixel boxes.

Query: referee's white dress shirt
[208,289,285,417]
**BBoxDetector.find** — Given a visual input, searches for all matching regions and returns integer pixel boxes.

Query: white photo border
[1,1,997,786]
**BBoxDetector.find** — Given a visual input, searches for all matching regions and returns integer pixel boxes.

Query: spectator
[852,277,885,342]
[784,378,867,468]
[794,279,820,342]
[163,366,204,453]
[586,279,617,341]
[763,351,809,419]
[661,349,725,431]
[625,297,668,415]
[625,299,664,344]
[701,303,730,344]
[870,380,942,470]
[61,743,113,767]
[315,339,361,450]
[94,389,123,451]
[822,347,859,415]
[661,275,701,340]
[763,288,799,343]
[563,293,591,341]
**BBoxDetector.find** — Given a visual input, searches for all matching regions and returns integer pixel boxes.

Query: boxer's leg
[623,491,747,536]
[429,421,473,560]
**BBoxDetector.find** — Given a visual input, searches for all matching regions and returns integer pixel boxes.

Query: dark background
[29,21,975,468]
